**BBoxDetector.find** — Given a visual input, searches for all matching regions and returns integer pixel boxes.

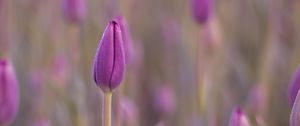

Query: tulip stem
[103,92,112,126]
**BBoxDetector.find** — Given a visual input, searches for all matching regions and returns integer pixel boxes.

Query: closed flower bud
[228,107,251,126]
[62,0,86,24]
[0,59,19,125]
[190,0,212,24]
[290,90,300,126]
[289,66,300,106]
[93,21,125,92]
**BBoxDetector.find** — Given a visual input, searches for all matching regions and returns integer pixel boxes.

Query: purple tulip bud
[288,66,300,106]
[93,21,125,92]
[190,0,212,24]
[154,85,175,116]
[62,0,86,24]
[228,107,251,126]
[290,90,300,126]
[115,16,134,65]
[0,59,19,125]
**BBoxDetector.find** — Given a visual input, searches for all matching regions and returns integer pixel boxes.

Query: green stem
[103,92,112,126]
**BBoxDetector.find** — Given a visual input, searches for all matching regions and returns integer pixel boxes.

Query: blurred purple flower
[228,107,251,126]
[120,97,139,124]
[62,0,86,24]
[115,16,135,65]
[288,66,300,106]
[190,0,212,24]
[31,118,50,126]
[290,90,300,126]
[247,84,266,113]
[155,121,167,126]
[52,55,68,85]
[93,21,125,92]
[0,59,19,125]
[154,85,175,116]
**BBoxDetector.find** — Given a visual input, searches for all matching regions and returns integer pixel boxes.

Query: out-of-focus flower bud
[0,59,19,125]
[189,0,212,24]
[228,107,251,126]
[62,0,86,24]
[154,85,175,116]
[247,84,266,113]
[120,97,139,125]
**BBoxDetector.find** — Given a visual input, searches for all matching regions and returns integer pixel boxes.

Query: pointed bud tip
[229,107,251,126]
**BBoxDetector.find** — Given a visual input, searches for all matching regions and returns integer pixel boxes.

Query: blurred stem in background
[63,0,88,125]
[196,25,205,115]
[0,0,8,57]
[67,25,88,126]
[189,0,214,121]
[68,25,81,68]
[202,16,224,126]
[263,0,294,125]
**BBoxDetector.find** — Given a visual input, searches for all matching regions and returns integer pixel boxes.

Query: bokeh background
[1,0,300,125]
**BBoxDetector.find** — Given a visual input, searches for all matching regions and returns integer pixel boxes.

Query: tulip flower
[290,90,300,126]
[62,0,86,24]
[189,0,212,24]
[0,59,19,126]
[93,21,125,126]
[228,107,251,126]
[288,66,300,106]
[93,21,125,92]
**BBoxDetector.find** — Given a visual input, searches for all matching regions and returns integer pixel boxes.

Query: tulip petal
[290,90,300,126]
[288,66,300,106]
[0,60,19,125]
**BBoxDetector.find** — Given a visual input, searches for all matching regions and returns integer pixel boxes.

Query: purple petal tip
[228,107,251,126]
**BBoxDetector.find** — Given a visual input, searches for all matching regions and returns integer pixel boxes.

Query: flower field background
[1,0,300,125]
